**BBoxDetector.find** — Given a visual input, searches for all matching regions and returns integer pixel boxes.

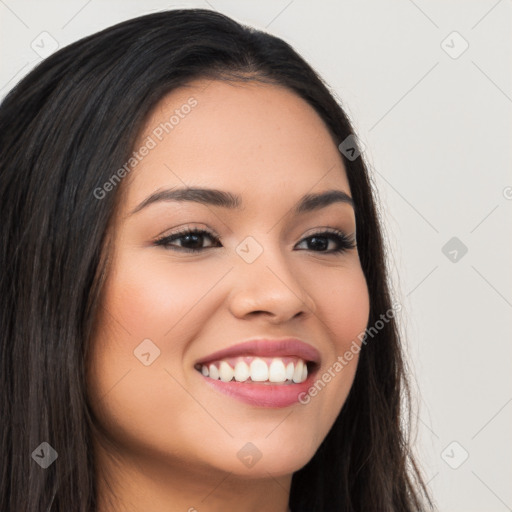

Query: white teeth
[268,359,287,383]
[200,357,310,384]
[301,363,308,382]
[250,358,269,382]
[285,362,294,381]
[209,364,219,380]
[219,361,234,382]
[292,360,304,383]
[234,361,250,382]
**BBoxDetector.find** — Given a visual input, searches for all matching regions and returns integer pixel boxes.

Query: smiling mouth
[194,356,318,385]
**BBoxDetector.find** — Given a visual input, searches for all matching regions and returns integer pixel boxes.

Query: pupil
[310,237,327,251]
[184,234,202,248]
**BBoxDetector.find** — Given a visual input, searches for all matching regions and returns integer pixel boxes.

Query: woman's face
[87,79,370,481]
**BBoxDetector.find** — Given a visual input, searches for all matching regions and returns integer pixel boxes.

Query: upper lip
[195,338,321,366]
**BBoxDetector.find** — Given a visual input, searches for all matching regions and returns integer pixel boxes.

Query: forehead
[122,79,350,213]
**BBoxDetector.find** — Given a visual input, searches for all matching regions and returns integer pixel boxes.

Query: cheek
[86,258,213,462]
[104,250,228,339]
[300,262,369,429]
[86,251,230,437]
[316,263,370,351]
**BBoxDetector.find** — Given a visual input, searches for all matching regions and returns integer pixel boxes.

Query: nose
[227,244,317,324]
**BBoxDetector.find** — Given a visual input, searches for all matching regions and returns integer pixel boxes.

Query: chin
[199,433,320,479]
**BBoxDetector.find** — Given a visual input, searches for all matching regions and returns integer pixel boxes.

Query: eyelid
[301,225,353,238]
[153,224,221,243]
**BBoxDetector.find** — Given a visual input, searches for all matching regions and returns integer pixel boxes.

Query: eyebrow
[130,186,354,215]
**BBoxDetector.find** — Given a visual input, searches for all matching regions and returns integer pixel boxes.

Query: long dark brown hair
[0,8,434,511]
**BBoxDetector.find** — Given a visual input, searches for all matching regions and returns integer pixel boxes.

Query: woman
[0,8,434,512]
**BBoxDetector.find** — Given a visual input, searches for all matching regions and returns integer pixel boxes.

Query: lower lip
[199,370,317,408]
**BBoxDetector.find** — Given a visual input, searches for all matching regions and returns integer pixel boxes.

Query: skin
[87,78,370,512]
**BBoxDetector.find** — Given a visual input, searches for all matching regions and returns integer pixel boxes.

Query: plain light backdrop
[1,1,511,511]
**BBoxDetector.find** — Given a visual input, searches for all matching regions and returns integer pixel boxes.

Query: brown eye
[154,228,221,252]
[295,230,356,254]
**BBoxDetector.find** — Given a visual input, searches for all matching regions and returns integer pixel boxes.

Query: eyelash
[153,227,356,254]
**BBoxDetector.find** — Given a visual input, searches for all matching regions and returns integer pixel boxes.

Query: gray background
[1,1,511,510]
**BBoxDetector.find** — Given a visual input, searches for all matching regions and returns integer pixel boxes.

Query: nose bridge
[228,234,316,319]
